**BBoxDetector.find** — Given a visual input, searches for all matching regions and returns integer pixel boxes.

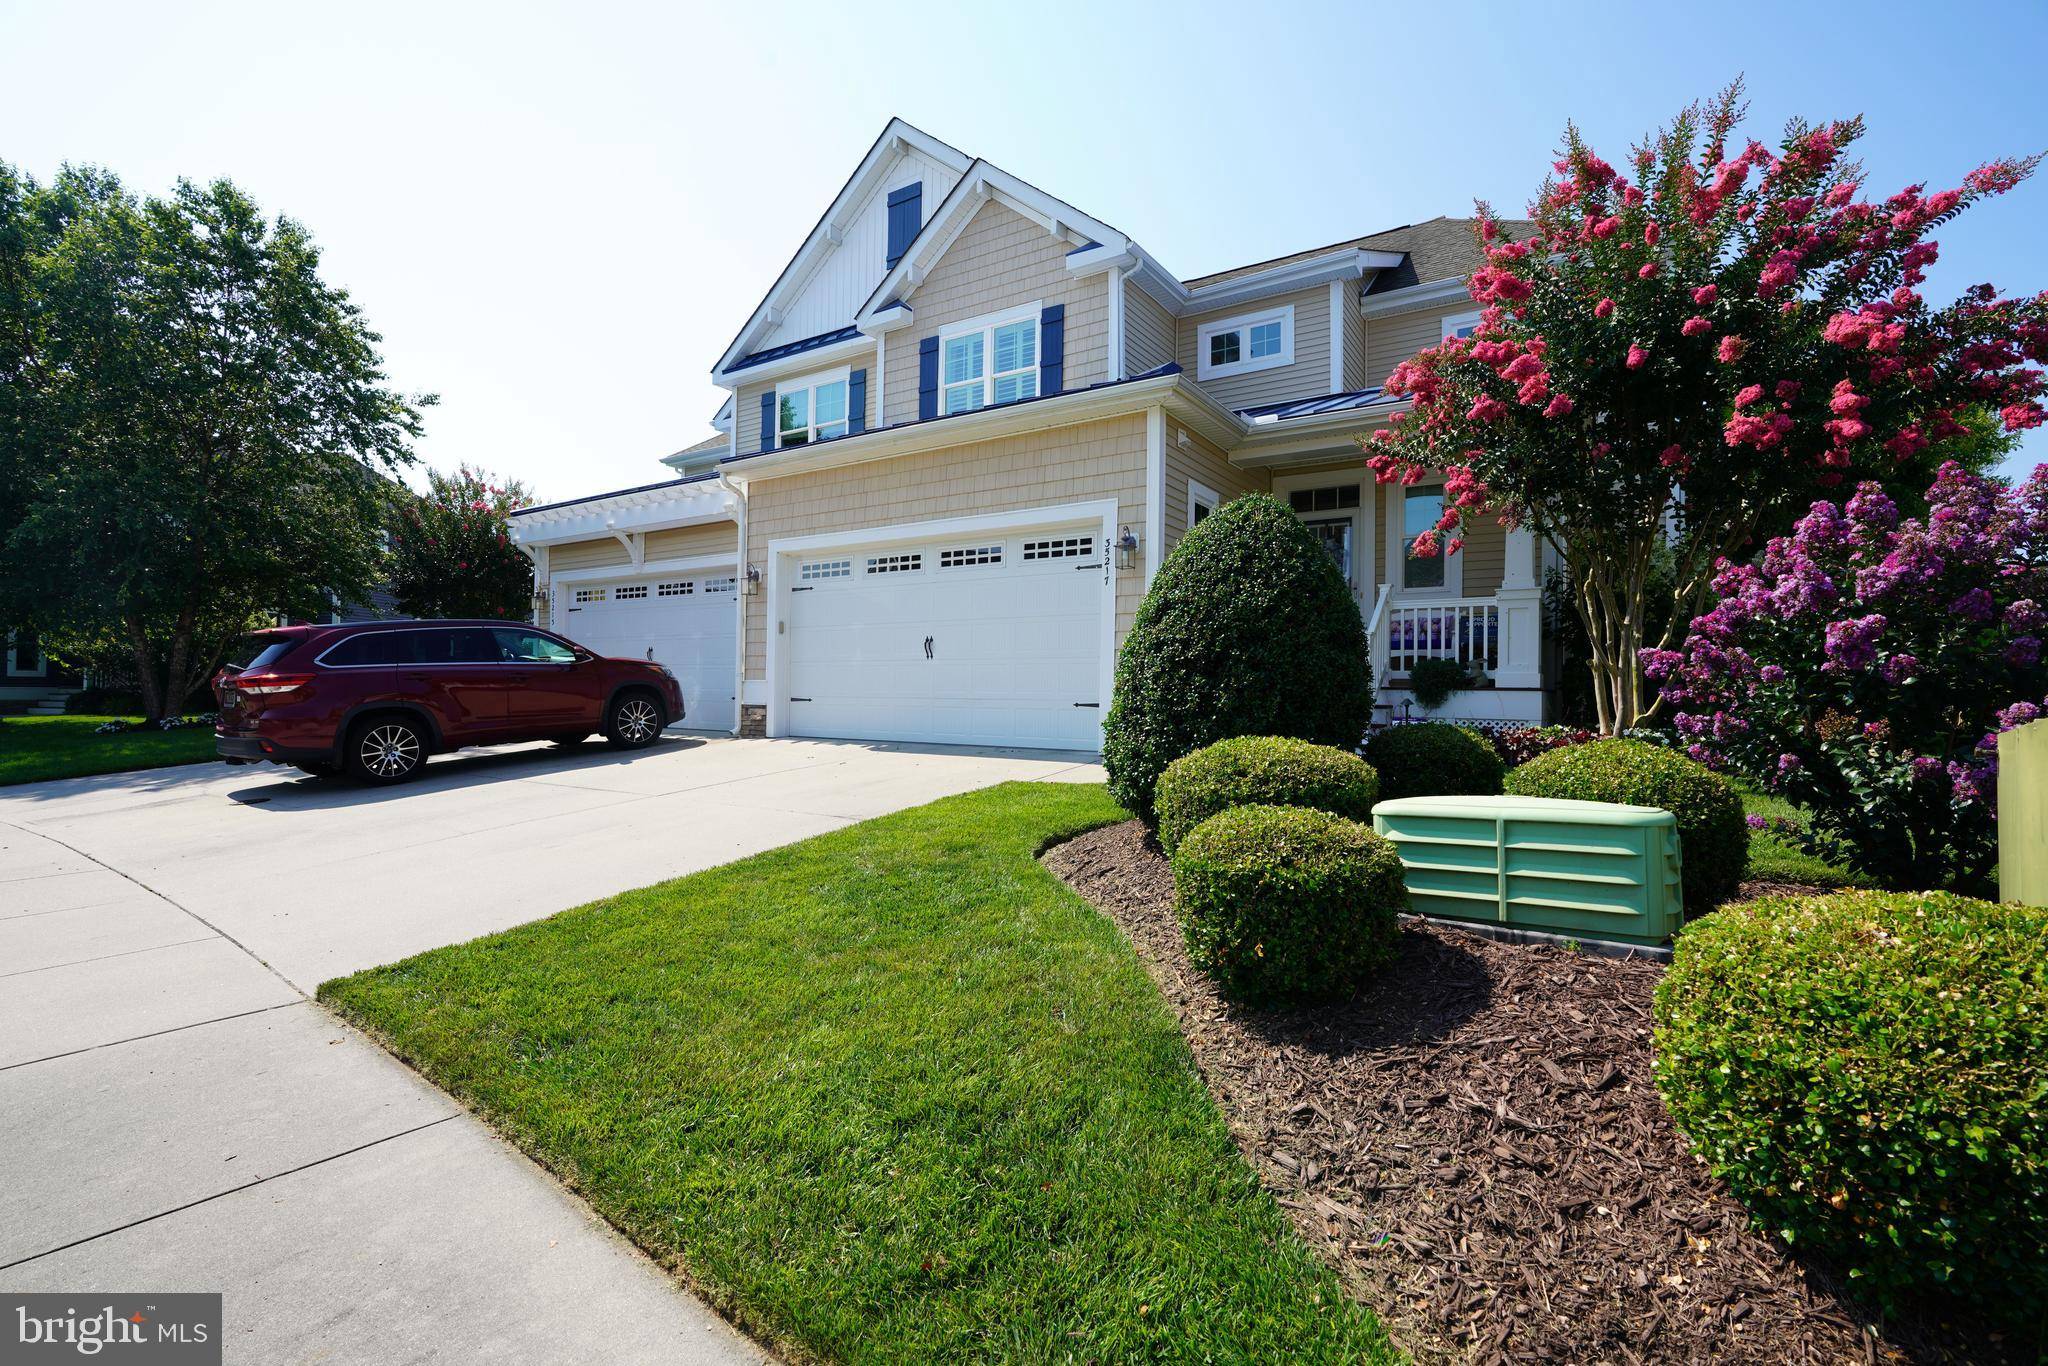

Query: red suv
[213,620,686,784]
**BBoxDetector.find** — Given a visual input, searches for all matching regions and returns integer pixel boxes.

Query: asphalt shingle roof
[1182,215,1538,295]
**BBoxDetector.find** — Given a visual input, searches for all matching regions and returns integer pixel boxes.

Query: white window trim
[1386,480,1463,599]
[936,300,1042,414]
[1197,304,1294,380]
[774,365,852,449]
[1441,310,1484,342]
[1187,478,1220,529]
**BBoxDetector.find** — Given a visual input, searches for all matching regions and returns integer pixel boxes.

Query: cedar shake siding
[879,199,1110,429]
[1176,284,1333,411]
[1160,424,1270,556]
[741,413,1147,681]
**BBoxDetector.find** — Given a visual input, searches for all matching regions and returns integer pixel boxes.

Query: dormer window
[1442,311,1484,341]
[1197,305,1294,380]
[940,305,1039,414]
[776,368,850,447]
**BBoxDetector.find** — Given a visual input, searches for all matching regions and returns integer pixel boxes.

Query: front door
[1305,517,1356,596]
[1283,479,1367,608]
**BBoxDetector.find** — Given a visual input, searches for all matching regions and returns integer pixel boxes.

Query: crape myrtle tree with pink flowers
[1362,81,2048,733]
[1643,465,2048,890]
[388,464,536,621]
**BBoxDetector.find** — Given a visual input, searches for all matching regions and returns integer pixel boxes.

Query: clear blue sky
[4,0,2043,498]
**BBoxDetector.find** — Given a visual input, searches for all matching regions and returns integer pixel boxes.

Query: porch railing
[1383,596,1500,675]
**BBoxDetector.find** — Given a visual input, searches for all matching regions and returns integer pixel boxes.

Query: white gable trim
[855,160,1130,329]
[714,119,970,379]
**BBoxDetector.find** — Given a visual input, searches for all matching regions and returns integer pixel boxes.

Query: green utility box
[1372,795,1685,946]
[2000,717,2048,907]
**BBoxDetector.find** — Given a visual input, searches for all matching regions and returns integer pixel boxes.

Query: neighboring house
[2,628,83,713]
[509,120,1555,752]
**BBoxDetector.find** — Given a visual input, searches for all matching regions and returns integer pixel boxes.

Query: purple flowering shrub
[1643,462,2048,890]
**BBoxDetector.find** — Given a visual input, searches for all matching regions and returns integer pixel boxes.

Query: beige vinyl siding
[742,413,1147,681]
[646,523,738,561]
[880,199,1110,428]
[1178,284,1331,411]
[1160,425,1269,556]
[1363,296,1477,387]
[1341,287,1367,390]
[1124,279,1176,376]
[549,537,633,573]
[734,350,879,457]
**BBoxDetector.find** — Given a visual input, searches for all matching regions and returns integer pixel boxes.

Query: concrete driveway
[0,733,1104,1363]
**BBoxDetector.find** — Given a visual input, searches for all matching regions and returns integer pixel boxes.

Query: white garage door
[783,523,1105,750]
[560,571,738,731]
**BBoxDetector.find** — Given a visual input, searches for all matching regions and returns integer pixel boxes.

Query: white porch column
[1492,524,1543,690]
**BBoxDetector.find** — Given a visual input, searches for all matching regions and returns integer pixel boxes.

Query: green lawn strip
[321,782,1393,1364]
[0,714,216,786]
[1734,781,1874,888]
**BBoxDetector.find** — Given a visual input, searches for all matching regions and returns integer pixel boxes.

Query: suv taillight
[234,672,314,696]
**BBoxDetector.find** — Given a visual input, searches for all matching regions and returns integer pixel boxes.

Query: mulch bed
[1043,820,2013,1365]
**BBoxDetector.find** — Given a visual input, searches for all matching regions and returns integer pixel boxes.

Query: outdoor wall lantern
[744,564,762,596]
[1115,526,1140,570]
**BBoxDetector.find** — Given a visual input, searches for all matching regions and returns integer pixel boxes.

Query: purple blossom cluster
[1640,461,2048,888]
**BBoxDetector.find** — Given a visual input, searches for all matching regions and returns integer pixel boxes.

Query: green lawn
[0,714,216,786]
[322,783,1392,1364]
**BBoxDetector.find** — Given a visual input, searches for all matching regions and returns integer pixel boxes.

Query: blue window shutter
[848,368,867,435]
[1040,304,1065,396]
[918,336,939,421]
[759,390,776,453]
[886,185,922,269]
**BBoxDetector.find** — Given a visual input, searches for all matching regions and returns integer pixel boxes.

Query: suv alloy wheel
[349,716,427,783]
[605,692,664,748]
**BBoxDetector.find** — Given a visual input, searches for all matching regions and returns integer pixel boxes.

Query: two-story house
[508,120,1553,751]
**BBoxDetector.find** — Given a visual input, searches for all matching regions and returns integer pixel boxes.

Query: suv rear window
[230,638,300,671]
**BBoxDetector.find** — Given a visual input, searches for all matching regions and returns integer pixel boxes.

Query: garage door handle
[923,635,933,659]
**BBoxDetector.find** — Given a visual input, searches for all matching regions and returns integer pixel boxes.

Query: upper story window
[941,306,1039,414]
[1196,305,1294,380]
[776,368,849,447]
[1442,311,1484,341]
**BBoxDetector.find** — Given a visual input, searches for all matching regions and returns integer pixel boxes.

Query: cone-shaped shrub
[1104,495,1370,825]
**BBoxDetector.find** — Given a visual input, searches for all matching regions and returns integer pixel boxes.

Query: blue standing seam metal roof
[510,471,720,519]
[1235,388,1397,422]
[719,363,1185,466]
[726,325,864,373]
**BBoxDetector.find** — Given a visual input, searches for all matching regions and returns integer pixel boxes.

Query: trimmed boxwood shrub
[1155,735,1379,857]
[1104,494,1370,826]
[1655,891,2048,1320]
[1169,804,1406,1008]
[1363,721,1504,802]
[1505,737,1746,911]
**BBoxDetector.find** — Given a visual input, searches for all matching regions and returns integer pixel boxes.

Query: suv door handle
[504,673,529,684]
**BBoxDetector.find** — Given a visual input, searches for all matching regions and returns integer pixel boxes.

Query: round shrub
[1655,892,2048,1320]
[1505,737,1746,911]
[1104,494,1370,826]
[1363,722,1504,802]
[1155,735,1379,858]
[1169,804,1406,1008]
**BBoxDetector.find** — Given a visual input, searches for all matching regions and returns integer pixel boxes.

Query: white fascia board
[509,485,738,547]
[855,162,1128,325]
[1358,275,1474,318]
[857,302,913,337]
[713,119,972,376]
[1180,248,1404,316]
[712,334,876,389]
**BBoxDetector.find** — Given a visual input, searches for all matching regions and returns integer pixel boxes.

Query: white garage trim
[764,498,1119,744]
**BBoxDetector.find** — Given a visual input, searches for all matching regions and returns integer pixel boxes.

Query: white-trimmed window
[1197,305,1294,380]
[776,368,850,448]
[1442,311,1484,341]
[940,304,1040,414]
[1188,479,1221,528]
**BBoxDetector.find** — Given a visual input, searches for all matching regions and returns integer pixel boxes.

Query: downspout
[715,468,747,737]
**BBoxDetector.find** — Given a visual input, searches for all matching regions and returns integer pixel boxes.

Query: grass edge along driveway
[322,782,1394,1364]
[0,714,215,786]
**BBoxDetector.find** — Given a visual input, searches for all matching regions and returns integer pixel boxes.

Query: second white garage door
[783,524,1105,750]
[560,572,738,731]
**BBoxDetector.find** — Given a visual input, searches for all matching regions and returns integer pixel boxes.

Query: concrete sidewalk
[0,735,1103,1362]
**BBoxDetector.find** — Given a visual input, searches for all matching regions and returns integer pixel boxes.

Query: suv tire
[604,691,665,749]
[347,715,429,784]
